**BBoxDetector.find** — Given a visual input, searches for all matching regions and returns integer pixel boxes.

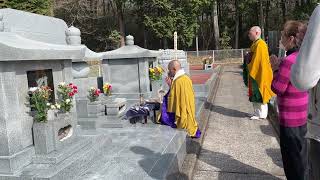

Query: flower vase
[87,100,104,118]
[105,94,114,101]
[47,109,56,121]
[151,80,162,97]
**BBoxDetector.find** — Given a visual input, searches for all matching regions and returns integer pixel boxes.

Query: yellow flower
[157,67,163,73]
[149,68,155,73]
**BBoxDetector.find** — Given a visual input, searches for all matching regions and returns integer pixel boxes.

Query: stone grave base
[77,124,187,180]
[0,124,187,180]
[78,115,125,129]
[0,134,111,180]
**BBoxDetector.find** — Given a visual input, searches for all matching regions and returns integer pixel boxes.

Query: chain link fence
[85,49,251,77]
[187,49,250,65]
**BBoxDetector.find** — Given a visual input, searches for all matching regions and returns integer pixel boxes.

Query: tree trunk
[143,25,148,48]
[163,38,168,49]
[234,0,239,49]
[265,0,270,32]
[281,0,286,23]
[259,0,265,40]
[213,0,220,49]
[239,12,243,48]
[201,14,205,50]
[118,10,125,47]
[217,0,222,25]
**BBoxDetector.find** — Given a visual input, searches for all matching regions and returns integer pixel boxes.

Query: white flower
[66,99,71,103]
[47,103,51,106]
[50,105,56,109]
[59,82,66,86]
[29,87,38,92]
[90,87,95,90]
[55,103,61,109]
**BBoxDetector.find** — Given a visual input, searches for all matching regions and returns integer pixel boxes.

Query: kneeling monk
[160,60,201,138]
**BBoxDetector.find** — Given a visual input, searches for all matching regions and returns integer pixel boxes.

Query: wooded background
[0,0,319,51]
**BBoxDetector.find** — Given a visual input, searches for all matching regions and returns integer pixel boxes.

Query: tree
[281,0,286,23]
[259,0,265,39]
[212,0,220,49]
[54,0,120,51]
[141,0,206,49]
[3,0,53,16]
[234,0,239,49]
[107,0,130,47]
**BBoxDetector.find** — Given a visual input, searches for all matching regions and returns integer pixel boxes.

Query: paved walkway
[193,65,286,180]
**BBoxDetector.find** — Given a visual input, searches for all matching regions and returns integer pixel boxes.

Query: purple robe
[161,90,201,138]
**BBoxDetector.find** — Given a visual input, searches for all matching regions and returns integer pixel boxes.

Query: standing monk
[246,26,275,119]
[162,60,201,138]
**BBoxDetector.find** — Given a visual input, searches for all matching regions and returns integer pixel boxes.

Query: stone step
[78,116,125,129]
[18,134,111,180]
[31,136,92,164]
[148,129,187,179]
[76,127,187,180]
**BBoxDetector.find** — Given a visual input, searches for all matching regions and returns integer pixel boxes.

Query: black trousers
[309,138,320,180]
[280,125,307,180]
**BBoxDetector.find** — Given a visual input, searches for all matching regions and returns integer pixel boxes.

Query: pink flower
[95,89,101,96]
[69,92,75,97]
[73,89,78,93]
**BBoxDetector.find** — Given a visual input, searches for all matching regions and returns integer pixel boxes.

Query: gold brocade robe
[167,75,199,136]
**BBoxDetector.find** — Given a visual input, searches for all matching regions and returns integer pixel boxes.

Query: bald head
[168,60,181,77]
[168,60,181,70]
[248,26,261,41]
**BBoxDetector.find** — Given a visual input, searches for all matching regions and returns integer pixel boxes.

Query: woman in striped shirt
[271,21,308,180]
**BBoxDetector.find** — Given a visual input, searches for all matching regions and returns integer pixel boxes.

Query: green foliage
[292,1,320,20]
[57,83,78,113]
[28,86,52,122]
[5,0,53,16]
[107,30,122,49]
[220,30,232,49]
[141,0,207,47]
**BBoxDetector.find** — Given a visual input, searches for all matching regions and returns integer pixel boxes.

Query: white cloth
[252,102,268,119]
[291,5,320,91]
[173,69,185,81]
[290,5,320,141]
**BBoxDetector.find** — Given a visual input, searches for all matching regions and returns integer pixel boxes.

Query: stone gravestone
[0,8,110,179]
[158,49,189,75]
[268,31,280,55]
[102,35,162,107]
[66,26,128,129]
[67,26,106,119]
[157,49,189,91]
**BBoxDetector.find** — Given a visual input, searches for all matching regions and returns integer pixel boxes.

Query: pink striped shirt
[272,52,308,127]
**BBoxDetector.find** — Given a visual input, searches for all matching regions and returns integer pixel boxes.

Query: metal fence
[85,49,251,77]
[187,49,249,65]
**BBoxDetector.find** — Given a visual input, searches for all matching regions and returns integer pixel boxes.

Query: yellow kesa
[167,75,199,136]
[247,39,275,104]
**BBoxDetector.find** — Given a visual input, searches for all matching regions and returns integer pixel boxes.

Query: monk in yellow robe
[245,26,275,120]
[164,60,201,138]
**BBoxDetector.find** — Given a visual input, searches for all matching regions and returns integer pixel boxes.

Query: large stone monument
[102,35,162,106]
[158,49,189,75]
[0,8,110,179]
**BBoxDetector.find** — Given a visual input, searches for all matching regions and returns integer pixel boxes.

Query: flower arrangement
[29,86,52,122]
[149,66,164,81]
[88,87,101,102]
[57,82,78,113]
[103,83,112,96]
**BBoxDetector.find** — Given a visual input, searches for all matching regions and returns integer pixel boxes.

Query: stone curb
[179,66,224,180]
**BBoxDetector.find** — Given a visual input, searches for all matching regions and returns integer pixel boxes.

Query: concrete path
[193,65,286,180]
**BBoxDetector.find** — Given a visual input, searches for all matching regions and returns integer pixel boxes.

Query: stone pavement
[193,65,286,180]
